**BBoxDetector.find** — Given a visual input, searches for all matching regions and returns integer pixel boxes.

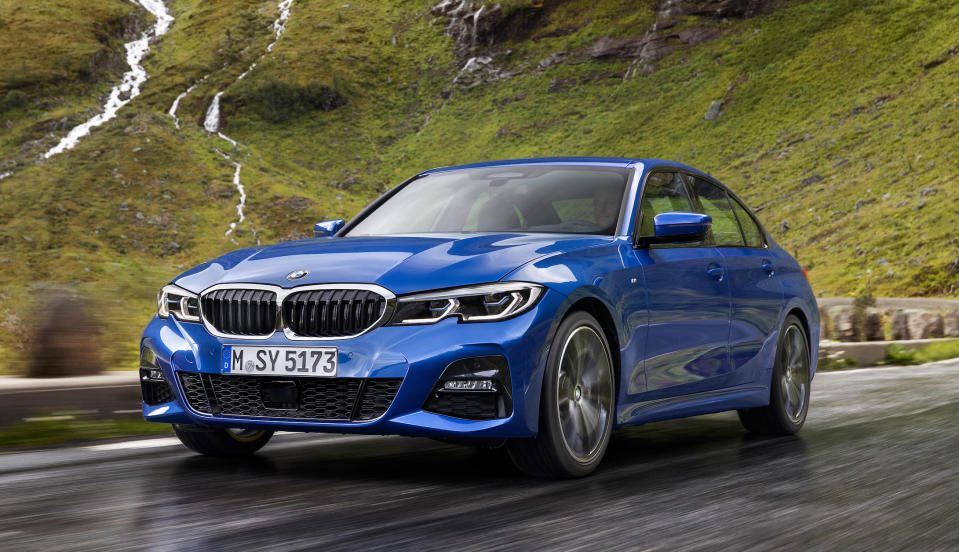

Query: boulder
[943,310,959,337]
[904,309,943,339]
[828,305,858,342]
[890,309,909,340]
[864,307,884,341]
[818,305,832,340]
[704,100,722,121]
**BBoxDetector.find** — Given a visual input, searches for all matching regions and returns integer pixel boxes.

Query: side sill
[616,385,769,427]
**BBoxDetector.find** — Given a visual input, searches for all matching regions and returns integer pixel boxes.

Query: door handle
[761,259,775,276]
[706,264,724,281]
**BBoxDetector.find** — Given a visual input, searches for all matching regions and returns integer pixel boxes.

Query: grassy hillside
[0,0,957,373]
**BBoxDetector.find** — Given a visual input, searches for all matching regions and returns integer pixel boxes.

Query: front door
[633,172,732,396]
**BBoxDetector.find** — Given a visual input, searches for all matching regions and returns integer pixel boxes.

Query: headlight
[389,282,543,325]
[157,284,200,322]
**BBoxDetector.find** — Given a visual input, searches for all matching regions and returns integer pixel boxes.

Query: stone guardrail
[817,297,959,342]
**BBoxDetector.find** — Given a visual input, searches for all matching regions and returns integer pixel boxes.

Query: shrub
[851,288,876,341]
[884,343,917,365]
[239,78,347,124]
[884,339,959,366]
[0,89,27,113]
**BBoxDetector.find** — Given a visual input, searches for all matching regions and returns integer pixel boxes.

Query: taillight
[802,267,810,281]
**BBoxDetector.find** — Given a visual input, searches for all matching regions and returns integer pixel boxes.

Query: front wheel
[174,425,273,457]
[508,311,615,478]
[738,314,811,434]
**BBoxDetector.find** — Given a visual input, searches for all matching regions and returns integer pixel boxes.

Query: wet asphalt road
[2,361,958,551]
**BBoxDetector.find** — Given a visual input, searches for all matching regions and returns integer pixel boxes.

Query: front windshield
[346,166,631,236]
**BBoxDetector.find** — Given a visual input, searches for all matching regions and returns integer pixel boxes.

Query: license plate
[221,346,338,377]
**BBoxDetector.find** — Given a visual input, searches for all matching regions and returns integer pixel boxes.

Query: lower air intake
[141,373,174,406]
[177,373,402,422]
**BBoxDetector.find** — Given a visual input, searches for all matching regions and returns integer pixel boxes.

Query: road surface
[2,361,958,551]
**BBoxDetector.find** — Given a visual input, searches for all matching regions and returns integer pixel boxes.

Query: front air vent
[283,289,387,338]
[201,288,277,337]
[199,284,393,340]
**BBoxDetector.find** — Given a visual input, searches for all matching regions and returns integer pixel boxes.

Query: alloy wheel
[779,325,809,423]
[556,326,614,463]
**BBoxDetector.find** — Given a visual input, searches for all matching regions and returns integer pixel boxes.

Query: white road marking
[112,409,143,414]
[85,438,183,451]
[23,415,76,422]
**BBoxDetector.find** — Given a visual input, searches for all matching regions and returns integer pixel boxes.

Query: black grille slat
[202,289,277,336]
[176,373,402,422]
[223,289,233,331]
[329,290,342,335]
[251,290,262,332]
[242,292,252,334]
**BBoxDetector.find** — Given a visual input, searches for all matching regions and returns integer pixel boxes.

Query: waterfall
[43,0,173,159]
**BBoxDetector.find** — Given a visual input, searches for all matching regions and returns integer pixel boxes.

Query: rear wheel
[508,311,615,478]
[174,425,273,457]
[738,314,811,434]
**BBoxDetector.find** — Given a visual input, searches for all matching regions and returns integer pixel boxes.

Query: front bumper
[140,287,564,438]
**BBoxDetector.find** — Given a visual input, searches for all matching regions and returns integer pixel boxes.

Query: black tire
[508,311,615,478]
[173,424,273,457]
[738,314,811,435]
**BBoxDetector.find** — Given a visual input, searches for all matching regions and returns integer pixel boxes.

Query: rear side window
[638,172,693,236]
[688,177,744,247]
[729,197,765,248]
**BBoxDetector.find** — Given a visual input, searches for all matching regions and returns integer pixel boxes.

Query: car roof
[419,157,711,178]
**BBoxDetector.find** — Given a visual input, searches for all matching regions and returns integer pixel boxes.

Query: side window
[638,172,693,237]
[729,196,765,248]
[688,177,745,247]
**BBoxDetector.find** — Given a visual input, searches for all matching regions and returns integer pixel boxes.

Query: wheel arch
[781,299,820,379]
[786,306,811,342]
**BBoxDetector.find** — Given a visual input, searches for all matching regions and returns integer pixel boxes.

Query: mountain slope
[0,0,957,372]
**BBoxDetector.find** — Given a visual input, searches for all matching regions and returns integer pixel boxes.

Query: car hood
[173,234,613,295]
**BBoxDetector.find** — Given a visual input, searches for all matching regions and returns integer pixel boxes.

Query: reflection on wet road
[2,361,958,551]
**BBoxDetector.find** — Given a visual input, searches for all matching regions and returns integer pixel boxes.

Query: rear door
[687,175,783,387]
[632,171,732,396]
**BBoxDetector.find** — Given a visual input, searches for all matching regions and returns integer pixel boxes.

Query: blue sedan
[141,157,819,477]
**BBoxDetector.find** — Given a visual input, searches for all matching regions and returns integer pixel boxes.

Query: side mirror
[313,219,345,238]
[651,211,711,243]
